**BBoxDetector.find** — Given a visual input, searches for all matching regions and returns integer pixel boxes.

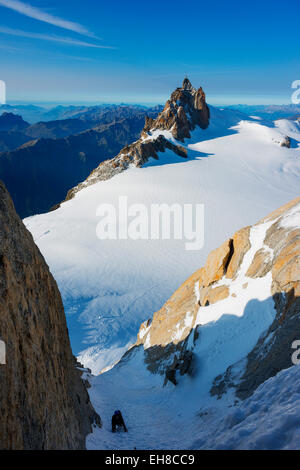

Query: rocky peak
[143,77,210,141]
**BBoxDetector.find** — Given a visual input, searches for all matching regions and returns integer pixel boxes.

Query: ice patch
[280,202,300,230]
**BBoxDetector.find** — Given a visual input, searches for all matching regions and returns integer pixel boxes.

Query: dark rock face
[0,131,30,153]
[0,181,101,449]
[62,79,209,203]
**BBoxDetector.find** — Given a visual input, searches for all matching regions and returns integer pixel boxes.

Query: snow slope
[24,108,300,373]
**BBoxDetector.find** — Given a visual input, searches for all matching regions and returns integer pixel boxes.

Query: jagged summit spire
[182,77,193,91]
[143,79,210,141]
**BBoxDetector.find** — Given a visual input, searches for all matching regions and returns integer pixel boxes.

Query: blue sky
[0,0,299,105]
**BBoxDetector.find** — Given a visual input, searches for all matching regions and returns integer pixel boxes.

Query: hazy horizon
[2,97,300,108]
[0,0,299,106]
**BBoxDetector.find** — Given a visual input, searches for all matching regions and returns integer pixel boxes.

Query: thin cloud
[0,43,21,51]
[0,0,93,36]
[0,26,115,49]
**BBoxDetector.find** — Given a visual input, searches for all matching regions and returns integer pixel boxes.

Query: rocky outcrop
[211,199,300,399]
[135,228,250,350]
[62,79,210,203]
[145,339,195,387]
[137,269,201,349]
[280,136,291,148]
[225,227,251,279]
[65,135,187,201]
[232,199,300,399]
[272,135,291,148]
[0,181,101,449]
[134,197,300,398]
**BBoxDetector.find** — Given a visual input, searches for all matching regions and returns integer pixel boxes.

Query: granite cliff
[0,181,101,449]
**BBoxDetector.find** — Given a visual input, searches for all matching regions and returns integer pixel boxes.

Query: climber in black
[112,410,128,433]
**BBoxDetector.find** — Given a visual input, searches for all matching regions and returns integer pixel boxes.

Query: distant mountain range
[0,103,163,124]
[0,112,98,152]
[0,105,164,152]
[0,105,162,218]
[2,102,299,125]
